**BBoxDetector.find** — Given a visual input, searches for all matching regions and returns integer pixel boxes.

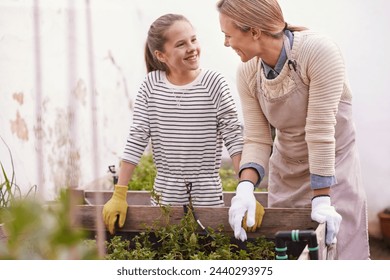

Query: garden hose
[275,229,319,260]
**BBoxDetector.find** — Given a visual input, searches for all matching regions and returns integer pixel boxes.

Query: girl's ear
[250,27,261,40]
[154,50,165,63]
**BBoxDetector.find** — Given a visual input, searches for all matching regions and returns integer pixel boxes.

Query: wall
[0,0,389,237]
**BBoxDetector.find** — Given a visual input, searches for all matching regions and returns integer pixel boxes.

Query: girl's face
[219,13,259,62]
[155,20,201,76]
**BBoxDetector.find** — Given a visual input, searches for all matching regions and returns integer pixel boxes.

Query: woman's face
[219,13,259,62]
[155,20,201,75]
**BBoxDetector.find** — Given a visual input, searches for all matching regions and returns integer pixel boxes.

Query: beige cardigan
[237,30,352,177]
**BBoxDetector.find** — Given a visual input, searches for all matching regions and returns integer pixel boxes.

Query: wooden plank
[223,191,268,207]
[82,190,269,207]
[84,190,152,206]
[74,204,317,239]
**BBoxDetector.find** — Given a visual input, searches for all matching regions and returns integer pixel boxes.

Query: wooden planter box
[71,189,336,260]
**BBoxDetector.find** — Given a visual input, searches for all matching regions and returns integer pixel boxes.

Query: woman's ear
[154,50,165,63]
[250,27,261,40]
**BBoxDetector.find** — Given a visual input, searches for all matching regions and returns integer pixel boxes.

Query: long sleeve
[122,79,151,165]
[236,58,273,170]
[216,74,243,157]
[300,34,346,177]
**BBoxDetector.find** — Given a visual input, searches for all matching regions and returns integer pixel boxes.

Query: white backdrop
[0,0,389,237]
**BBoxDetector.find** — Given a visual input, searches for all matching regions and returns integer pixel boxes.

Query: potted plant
[378,207,390,247]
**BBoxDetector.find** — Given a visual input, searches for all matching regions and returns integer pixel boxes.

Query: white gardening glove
[311,195,342,245]
[229,181,257,242]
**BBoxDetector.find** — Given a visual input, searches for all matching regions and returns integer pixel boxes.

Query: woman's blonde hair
[145,14,190,73]
[216,0,306,37]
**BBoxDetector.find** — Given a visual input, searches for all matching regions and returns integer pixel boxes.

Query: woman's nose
[224,38,230,47]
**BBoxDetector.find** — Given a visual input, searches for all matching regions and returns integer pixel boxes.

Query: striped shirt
[122,69,243,206]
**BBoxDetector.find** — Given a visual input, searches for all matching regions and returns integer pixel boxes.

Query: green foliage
[0,162,15,210]
[0,136,99,260]
[0,136,37,222]
[128,154,156,190]
[128,154,239,191]
[103,208,275,260]
[0,189,100,259]
[219,165,238,191]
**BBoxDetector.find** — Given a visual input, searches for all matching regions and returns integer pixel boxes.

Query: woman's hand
[311,195,342,245]
[229,181,265,241]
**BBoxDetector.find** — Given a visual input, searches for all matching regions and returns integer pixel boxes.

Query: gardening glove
[311,195,342,246]
[229,181,265,241]
[102,184,128,234]
[243,200,265,232]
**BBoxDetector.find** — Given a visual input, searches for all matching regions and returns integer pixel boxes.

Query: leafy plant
[128,154,156,190]
[219,165,238,191]
[0,162,15,210]
[0,137,19,209]
[0,189,100,259]
[102,207,276,260]
[0,136,37,222]
[0,135,99,259]
[127,154,240,191]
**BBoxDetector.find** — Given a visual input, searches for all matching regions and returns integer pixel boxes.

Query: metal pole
[33,0,44,200]
[66,0,80,189]
[85,0,106,257]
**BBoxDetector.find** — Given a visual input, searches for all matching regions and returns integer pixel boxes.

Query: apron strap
[283,34,297,71]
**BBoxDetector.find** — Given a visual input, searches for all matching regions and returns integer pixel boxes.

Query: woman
[102,14,244,235]
[216,0,370,259]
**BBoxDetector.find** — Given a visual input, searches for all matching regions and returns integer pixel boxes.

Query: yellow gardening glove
[229,181,265,241]
[242,200,265,232]
[102,184,128,234]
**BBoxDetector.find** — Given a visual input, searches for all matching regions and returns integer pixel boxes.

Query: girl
[103,14,244,235]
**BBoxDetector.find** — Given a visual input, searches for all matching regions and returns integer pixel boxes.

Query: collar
[262,30,294,79]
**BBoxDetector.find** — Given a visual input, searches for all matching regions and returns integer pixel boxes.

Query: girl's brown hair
[144,14,190,73]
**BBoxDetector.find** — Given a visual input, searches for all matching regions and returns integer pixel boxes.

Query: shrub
[0,189,100,259]
[103,207,276,260]
[127,154,239,191]
[128,154,156,190]
[0,136,37,222]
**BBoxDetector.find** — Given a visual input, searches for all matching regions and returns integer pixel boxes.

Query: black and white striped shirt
[122,69,243,206]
